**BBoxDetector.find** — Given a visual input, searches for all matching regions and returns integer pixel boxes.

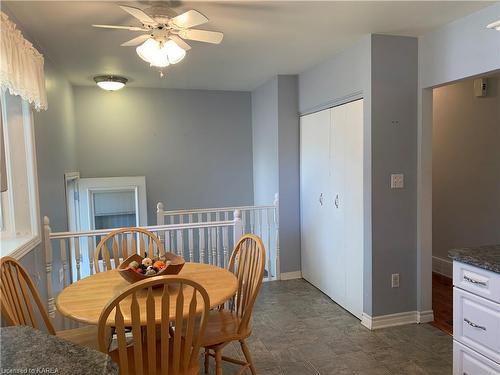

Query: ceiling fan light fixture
[136,38,186,67]
[94,75,128,91]
[486,20,500,31]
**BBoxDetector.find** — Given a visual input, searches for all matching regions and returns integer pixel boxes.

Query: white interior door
[300,109,331,290]
[300,99,364,320]
[331,99,364,319]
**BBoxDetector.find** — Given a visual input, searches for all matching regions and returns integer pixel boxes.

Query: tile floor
[202,279,453,375]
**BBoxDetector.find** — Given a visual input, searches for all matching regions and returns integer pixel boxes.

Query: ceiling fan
[93,4,223,69]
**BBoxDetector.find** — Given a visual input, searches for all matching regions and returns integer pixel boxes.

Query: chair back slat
[228,234,266,333]
[0,257,56,335]
[98,276,209,375]
[94,228,164,272]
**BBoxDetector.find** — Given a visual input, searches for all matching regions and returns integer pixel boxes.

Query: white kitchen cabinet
[453,260,500,374]
[300,99,364,319]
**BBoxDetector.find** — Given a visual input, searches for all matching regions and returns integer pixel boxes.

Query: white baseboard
[417,310,434,324]
[433,256,453,278]
[280,271,302,280]
[361,309,434,330]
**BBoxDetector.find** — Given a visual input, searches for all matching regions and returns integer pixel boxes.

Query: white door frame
[64,172,80,233]
[78,176,148,231]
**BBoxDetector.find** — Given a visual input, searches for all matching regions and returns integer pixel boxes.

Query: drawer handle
[464,318,486,331]
[463,275,487,286]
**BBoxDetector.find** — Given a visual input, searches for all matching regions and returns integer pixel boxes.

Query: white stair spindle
[223,226,229,268]
[274,193,281,280]
[74,237,81,281]
[88,236,94,275]
[207,222,212,265]
[200,222,206,264]
[43,217,56,320]
[250,209,255,234]
[215,212,221,266]
[60,239,68,287]
[188,228,194,262]
[266,208,272,280]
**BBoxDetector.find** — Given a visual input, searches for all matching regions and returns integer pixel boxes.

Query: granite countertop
[449,244,500,274]
[0,326,118,375]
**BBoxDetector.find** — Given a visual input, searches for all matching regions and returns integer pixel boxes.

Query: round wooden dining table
[56,263,237,326]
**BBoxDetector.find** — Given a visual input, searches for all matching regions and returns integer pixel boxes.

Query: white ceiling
[4,1,494,91]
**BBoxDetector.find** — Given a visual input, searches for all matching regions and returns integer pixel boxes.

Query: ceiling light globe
[136,38,170,68]
[164,40,186,64]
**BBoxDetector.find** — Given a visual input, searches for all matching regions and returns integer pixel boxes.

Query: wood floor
[203,279,453,374]
[430,273,453,335]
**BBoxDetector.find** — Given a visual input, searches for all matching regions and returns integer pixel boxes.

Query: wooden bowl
[117,253,185,284]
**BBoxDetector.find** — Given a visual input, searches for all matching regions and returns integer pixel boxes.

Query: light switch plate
[391,174,404,189]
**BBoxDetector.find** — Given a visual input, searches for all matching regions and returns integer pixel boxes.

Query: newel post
[273,193,281,280]
[156,202,165,244]
[43,216,56,319]
[156,202,165,225]
[233,209,244,241]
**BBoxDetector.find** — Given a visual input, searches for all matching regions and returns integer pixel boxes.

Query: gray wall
[298,35,374,315]
[419,3,500,89]
[21,58,78,314]
[73,87,254,224]
[432,76,500,260]
[371,35,418,316]
[277,76,301,275]
[417,2,500,313]
[298,34,418,317]
[252,78,278,205]
[251,75,301,274]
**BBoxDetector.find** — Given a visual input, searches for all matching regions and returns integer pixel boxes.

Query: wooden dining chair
[94,227,165,272]
[200,234,266,375]
[0,256,98,349]
[98,276,210,375]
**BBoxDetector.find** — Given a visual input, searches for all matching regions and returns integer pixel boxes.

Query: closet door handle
[334,194,339,208]
[318,193,324,206]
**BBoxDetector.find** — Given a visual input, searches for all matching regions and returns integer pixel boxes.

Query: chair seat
[56,325,99,350]
[199,310,250,348]
[109,337,199,375]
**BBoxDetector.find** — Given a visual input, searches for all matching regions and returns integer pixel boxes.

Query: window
[0,90,40,258]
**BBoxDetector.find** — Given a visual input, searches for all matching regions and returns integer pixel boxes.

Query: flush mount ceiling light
[94,75,128,91]
[486,20,500,31]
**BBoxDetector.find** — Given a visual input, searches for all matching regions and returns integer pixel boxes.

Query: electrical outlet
[391,174,404,189]
[59,268,64,283]
[391,273,400,288]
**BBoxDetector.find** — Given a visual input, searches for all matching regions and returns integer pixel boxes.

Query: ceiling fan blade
[119,5,157,25]
[121,34,151,47]
[92,24,147,31]
[169,35,191,51]
[179,29,223,44]
[171,10,208,29]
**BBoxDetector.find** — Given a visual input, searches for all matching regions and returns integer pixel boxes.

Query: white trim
[361,310,434,330]
[280,271,302,280]
[1,235,40,259]
[432,256,453,278]
[417,310,434,324]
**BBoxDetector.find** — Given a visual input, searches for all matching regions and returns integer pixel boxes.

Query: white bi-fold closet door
[300,99,364,319]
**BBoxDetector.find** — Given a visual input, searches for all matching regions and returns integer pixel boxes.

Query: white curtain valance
[0,12,47,111]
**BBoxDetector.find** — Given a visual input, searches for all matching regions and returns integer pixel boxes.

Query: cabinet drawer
[454,340,500,375]
[453,262,500,304]
[454,287,500,363]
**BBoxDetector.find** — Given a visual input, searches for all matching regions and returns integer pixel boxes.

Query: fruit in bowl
[117,253,185,283]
